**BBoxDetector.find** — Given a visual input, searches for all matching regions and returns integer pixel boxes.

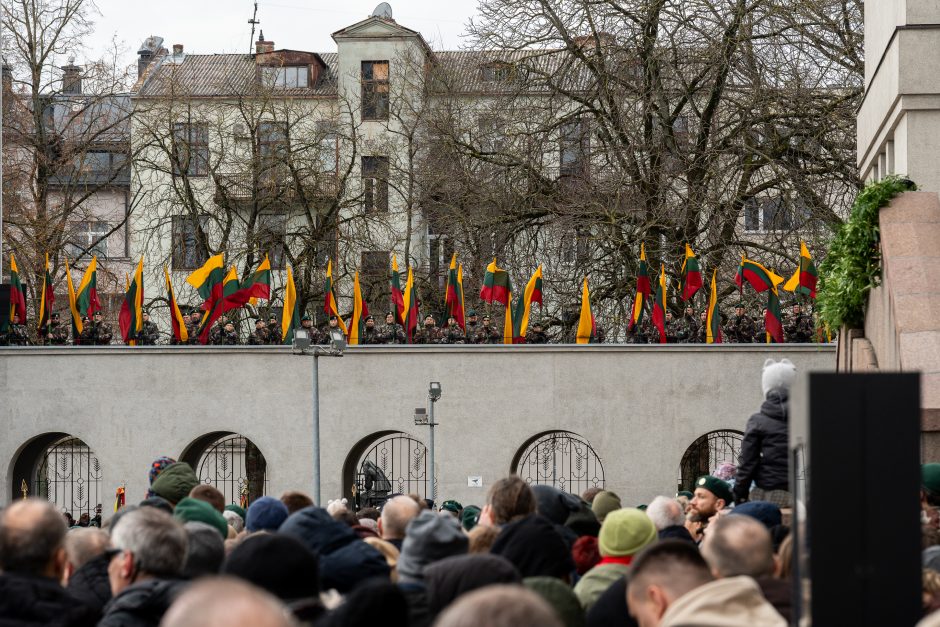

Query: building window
[743,198,794,232]
[319,135,337,174]
[361,61,389,121]
[172,215,209,270]
[261,65,309,89]
[361,250,389,304]
[481,62,513,82]
[257,213,287,269]
[362,156,389,213]
[67,221,110,258]
[560,118,590,177]
[258,122,289,178]
[172,123,209,177]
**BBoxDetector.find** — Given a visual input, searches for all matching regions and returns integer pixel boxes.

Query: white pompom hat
[761,358,797,397]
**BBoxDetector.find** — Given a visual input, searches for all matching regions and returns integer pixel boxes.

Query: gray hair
[700,514,774,578]
[222,510,244,533]
[380,495,421,540]
[645,496,686,531]
[65,527,110,569]
[110,506,188,578]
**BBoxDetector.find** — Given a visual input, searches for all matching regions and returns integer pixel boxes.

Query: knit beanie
[761,358,797,397]
[490,514,575,580]
[223,533,320,600]
[598,508,656,557]
[571,535,600,575]
[532,485,582,526]
[245,496,289,532]
[729,501,783,529]
[591,491,621,524]
[150,462,198,505]
[524,576,586,627]
[174,497,229,539]
[397,511,469,581]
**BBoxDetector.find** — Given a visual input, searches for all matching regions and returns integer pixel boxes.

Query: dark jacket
[280,506,390,593]
[734,389,790,502]
[584,576,639,627]
[0,572,97,627]
[66,553,113,617]
[757,576,792,623]
[425,554,521,615]
[98,579,187,627]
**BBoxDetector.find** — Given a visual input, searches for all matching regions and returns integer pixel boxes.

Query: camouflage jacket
[526,330,549,344]
[41,321,70,345]
[361,326,383,345]
[472,325,501,344]
[139,321,160,345]
[723,314,755,343]
[89,322,113,345]
[266,323,281,345]
[248,328,271,345]
[784,313,815,343]
[414,325,443,344]
[1,323,30,346]
[675,316,699,343]
[378,323,406,344]
[441,325,466,344]
[210,328,239,345]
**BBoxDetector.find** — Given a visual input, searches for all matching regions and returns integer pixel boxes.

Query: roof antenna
[248,1,261,54]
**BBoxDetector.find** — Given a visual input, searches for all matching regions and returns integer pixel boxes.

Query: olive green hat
[695,475,733,504]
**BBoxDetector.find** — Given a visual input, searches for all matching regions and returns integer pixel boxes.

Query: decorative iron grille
[678,430,744,492]
[196,435,267,507]
[514,431,605,494]
[33,437,102,520]
[354,434,428,509]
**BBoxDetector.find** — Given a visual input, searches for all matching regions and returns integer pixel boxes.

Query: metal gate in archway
[34,437,102,520]
[678,430,743,492]
[514,431,605,495]
[196,435,267,507]
[354,434,428,509]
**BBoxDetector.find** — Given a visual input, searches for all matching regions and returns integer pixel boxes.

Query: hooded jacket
[279,506,390,593]
[66,553,113,617]
[0,572,98,626]
[98,579,188,627]
[734,389,790,502]
[149,463,198,505]
[425,554,521,615]
[660,576,786,627]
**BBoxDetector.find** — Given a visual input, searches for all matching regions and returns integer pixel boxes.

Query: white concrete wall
[0,344,835,512]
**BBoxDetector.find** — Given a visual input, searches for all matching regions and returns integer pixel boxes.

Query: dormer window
[481,62,513,82]
[262,65,309,88]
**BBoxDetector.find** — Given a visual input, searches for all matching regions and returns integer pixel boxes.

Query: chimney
[255,30,275,54]
[173,44,184,55]
[61,62,82,95]
[137,35,164,78]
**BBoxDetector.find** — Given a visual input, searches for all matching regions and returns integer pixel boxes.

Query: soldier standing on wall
[724,304,755,343]
[415,314,442,344]
[266,314,280,345]
[441,316,466,344]
[378,312,406,344]
[525,320,549,344]
[664,311,678,343]
[361,315,383,345]
[677,306,699,343]
[40,312,70,345]
[300,314,320,344]
[1,313,30,346]
[248,318,270,345]
[473,315,501,344]
[139,311,160,345]
[695,311,709,343]
[89,310,113,345]
[464,309,480,340]
[784,302,815,343]
[322,315,343,345]
[186,311,202,345]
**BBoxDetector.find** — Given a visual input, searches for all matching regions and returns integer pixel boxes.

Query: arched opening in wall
[678,430,743,493]
[10,433,102,521]
[180,432,268,508]
[342,431,428,511]
[512,431,605,496]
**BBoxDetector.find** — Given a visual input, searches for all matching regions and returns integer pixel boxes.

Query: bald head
[65,527,110,569]
[0,499,68,578]
[380,496,421,541]
[700,514,774,578]
[161,577,294,627]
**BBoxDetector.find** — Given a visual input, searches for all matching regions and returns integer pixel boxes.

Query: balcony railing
[213,171,338,203]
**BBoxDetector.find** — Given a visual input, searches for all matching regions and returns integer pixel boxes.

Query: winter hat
[245,496,289,532]
[174,497,229,539]
[524,576,586,627]
[532,485,581,526]
[761,358,797,397]
[729,501,783,529]
[425,554,521,615]
[461,505,481,531]
[564,500,601,538]
[138,496,173,515]
[150,462,198,505]
[397,510,468,581]
[222,509,244,533]
[224,504,247,520]
[148,456,177,486]
[490,514,575,580]
[597,508,656,558]
[695,475,734,505]
[571,535,600,575]
[591,491,622,523]
[223,532,320,600]
[923,464,940,494]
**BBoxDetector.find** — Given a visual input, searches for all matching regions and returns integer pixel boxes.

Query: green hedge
[817,176,917,330]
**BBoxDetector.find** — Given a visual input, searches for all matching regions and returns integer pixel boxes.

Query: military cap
[329,314,338,321]
[385,311,395,317]
[734,303,746,309]
[695,475,734,504]
[923,463,940,494]
[441,499,463,514]
[255,318,265,324]
[51,312,60,319]
[268,314,277,320]
[93,310,103,315]
[482,314,491,321]
[365,315,374,322]
[467,309,478,317]
[676,490,693,500]
[301,314,311,321]
[533,320,544,327]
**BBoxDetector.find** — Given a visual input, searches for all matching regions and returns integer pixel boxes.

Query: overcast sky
[85,0,481,64]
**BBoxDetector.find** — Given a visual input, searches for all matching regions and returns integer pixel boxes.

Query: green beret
[441,500,462,514]
[301,314,311,321]
[224,504,247,520]
[461,505,481,531]
[174,497,229,539]
[695,475,734,504]
[923,464,940,494]
[467,309,477,317]
[676,491,693,500]
[636,504,648,511]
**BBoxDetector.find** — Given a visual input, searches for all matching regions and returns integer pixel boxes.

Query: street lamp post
[427,382,442,504]
[293,326,346,506]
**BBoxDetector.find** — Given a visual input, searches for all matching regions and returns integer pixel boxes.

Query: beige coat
[661,576,786,627]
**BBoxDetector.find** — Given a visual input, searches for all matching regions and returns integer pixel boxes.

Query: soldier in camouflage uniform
[695,311,709,343]
[39,312,70,345]
[378,312,406,344]
[440,316,466,344]
[473,315,501,344]
[664,311,678,343]
[675,306,699,343]
[1,313,31,346]
[415,315,443,344]
[361,315,383,345]
[207,316,227,345]
[753,308,767,343]
[321,315,343,345]
[300,314,321,344]
[139,312,160,345]
[526,320,549,344]
[185,311,202,345]
[784,303,815,343]
[88,310,113,345]
[248,318,270,345]
[266,314,280,345]
[464,309,480,341]
[723,304,756,343]
[211,320,239,345]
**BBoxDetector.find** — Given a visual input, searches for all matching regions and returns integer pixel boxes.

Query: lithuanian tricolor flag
[8,253,27,329]
[575,277,595,344]
[444,254,465,330]
[480,258,511,305]
[197,266,240,344]
[783,241,818,299]
[735,256,784,294]
[402,265,419,343]
[651,264,667,344]
[680,244,703,301]
[282,265,302,344]
[186,253,225,303]
[511,265,543,342]
[765,284,784,343]
[390,254,405,323]
[628,243,651,332]
[38,254,55,331]
[323,260,348,336]
[165,266,188,343]
[348,271,370,345]
[65,258,83,337]
[235,255,272,307]
[119,257,144,345]
[706,270,722,344]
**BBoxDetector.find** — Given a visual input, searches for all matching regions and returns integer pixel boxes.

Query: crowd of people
[0,302,821,346]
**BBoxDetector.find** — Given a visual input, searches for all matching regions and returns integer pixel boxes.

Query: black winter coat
[98,579,187,627]
[67,553,112,617]
[734,389,790,502]
[0,573,97,627]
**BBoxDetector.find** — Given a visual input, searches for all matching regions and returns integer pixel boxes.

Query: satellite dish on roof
[371,2,393,19]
